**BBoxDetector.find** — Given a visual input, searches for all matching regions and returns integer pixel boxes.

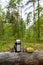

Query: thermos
[14,40,21,52]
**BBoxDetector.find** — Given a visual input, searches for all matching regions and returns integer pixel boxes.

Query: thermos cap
[16,40,21,43]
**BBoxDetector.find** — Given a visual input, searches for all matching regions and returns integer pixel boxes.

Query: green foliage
[0,17,4,39]
[5,10,11,23]
[0,0,43,52]
[4,23,13,36]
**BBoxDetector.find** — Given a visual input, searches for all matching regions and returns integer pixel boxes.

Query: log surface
[0,51,43,65]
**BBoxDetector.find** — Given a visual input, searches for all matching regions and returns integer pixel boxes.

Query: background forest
[0,0,43,51]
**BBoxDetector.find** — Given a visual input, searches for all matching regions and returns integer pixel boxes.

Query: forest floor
[0,41,43,52]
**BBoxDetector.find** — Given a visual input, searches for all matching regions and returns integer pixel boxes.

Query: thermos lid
[16,40,21,44]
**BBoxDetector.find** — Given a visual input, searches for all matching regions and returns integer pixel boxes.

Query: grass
[0,40,43,52]
[21,42,43,51]
[0,41,14,52]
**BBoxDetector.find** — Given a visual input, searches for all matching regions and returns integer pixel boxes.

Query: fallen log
[0,51,43,65]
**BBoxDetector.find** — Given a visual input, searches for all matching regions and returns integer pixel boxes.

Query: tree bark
[37,0,40,41]
[0,51,43,65]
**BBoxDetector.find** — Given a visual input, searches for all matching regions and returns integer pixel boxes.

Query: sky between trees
[0,0,43,20]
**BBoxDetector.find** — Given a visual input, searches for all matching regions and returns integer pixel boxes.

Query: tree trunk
[0,51,43,65]
[37,0,40,41]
